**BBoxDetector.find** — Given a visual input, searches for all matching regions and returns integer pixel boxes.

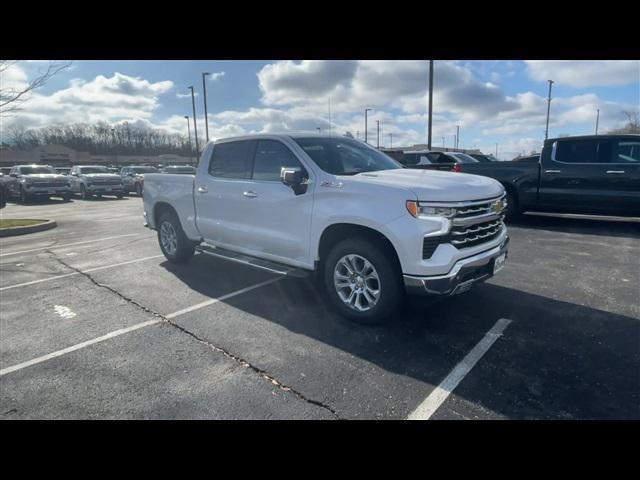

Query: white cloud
[208,71,225,81]
[525,61,640,87]
[2,71,174,129]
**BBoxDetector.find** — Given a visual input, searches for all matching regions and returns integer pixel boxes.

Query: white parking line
[407,318,512,420]
[0,277,282,377]
[0,255,164,292]
[0,233,143,257]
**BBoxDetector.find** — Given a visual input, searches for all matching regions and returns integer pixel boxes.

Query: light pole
[442,136,445,150]
[188,86,199,155]
[495,143,498,158]
[389,133,393,148]
[202,72,210,143]
[184,116,193,165]
[595,109,600,135]
[453,134,457,151]
[111,128,117,168]
[427,60,434,150]
[317,127,321,135]
[456,125,460,150]
[545,79,554,140]
[364,108,372,144]
[376,120,380,148]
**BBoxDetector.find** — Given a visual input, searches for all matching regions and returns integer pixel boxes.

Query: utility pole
[188,86,199,154]
[184,116,193,165]
[545,79,554,140]
[111,128,117,168]
[453,134,457,151]
[442,136,445,149]
[202,72,210,143]
[427,59,434,150]
[389,133,393,148]
[317,127,321,135]
[376,120,380,148]
[456,125,460,149]
[595,109,600,135]
[495,143,498,158]
[364,108,372,144]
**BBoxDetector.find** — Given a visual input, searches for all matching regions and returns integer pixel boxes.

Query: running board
[195,244,311,278]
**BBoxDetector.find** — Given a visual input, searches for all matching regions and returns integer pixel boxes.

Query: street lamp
[389,132,393,148]
[545,79,554,140]
[456,125,460,150]
[188,86,199,155]
[595,109,600,135]
[184,116,193,165]
[427,60,434,150]
[376,120,380,148]
[364,108,372,144]
[111,128,118,168]
[202,72,210,143]
[317,127,321,135]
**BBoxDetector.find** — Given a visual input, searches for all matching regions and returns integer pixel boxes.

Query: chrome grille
[450,218,504,248]
[33,181,67,187]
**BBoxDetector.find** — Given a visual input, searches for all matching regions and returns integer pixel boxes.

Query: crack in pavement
[46,250,341,419]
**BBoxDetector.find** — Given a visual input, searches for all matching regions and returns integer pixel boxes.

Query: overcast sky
[2,60,638,159]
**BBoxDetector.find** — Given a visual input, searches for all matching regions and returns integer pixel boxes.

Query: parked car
[69,165,125,199]
[510,154,540,163]
[5,165,71,203]
[401,150,479,172]
[0,175,8,208]
[468,153,501,163]
[142,135,509,324]
[119,166,159,196]
[1,167,13,176]
[456,134,640,219]
[160,165,196,175]
[55,167,71,175]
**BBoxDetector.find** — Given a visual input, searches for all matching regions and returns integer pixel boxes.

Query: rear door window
[613,140,640,163]
[209,140,255,179]
[554,139,612,164]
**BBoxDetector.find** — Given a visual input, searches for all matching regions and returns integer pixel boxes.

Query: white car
[142,134,509,324]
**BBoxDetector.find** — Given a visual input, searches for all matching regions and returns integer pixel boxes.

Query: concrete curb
[0,219,57,237]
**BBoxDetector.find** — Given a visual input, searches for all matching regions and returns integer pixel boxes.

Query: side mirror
[280,168,307,195]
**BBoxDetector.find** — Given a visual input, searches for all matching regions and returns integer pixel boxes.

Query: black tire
[116,193,124,199]
[157,210,195,263]
[80,184,91,200]
[96,193,102,199]
[323,237,401,325]
[135,183,143,197]
[62,194,71,202]
[504,190,520,222]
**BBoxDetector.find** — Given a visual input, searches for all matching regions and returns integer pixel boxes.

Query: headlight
[406,200,455,218]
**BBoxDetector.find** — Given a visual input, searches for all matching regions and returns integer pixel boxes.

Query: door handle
[243,191,258,198]
[544,170,562,173]
[197,186,208,193]
[606,170,625,174]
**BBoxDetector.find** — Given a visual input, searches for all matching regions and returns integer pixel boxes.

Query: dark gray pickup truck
[457,134,640,219]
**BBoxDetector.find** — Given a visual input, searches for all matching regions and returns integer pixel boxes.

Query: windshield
[163,166,196,174]
[131,167,159,174]
[79,167,110,174]
[19,166,56,175]
[450,153,479,163]
[293,137,402,175]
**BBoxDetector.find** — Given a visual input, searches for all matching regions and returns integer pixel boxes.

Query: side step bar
[195,244,311,278]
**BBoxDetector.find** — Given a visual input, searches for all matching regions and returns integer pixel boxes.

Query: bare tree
[608,110,640,134]
[0,60,71,115]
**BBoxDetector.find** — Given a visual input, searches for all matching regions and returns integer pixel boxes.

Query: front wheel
[19,187,30,204]
[80,184,91,200]
[157,211,195,263]
[323,237,401,325]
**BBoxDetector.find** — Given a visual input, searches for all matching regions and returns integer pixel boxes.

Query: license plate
[493,253,506,274]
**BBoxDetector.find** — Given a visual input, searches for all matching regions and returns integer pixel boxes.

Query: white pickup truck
[143,134,509,324]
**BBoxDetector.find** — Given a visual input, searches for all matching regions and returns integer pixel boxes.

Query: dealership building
[0,144,194,169]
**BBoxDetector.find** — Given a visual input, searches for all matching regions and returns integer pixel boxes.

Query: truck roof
[210,133,363,144]
[544,133,640,146]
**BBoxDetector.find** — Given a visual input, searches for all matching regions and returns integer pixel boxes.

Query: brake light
[452,164,461,172]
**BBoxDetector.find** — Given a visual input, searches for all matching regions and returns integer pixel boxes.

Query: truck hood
[20,174,68,181]
[348,168,504,202]
[81,173,122,181]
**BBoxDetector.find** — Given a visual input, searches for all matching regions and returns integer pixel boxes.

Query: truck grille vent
[450,218,504,249]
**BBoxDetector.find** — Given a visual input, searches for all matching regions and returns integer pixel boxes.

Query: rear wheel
[323,237,401,325]
[157,211,195,263]
[504,190,520,222]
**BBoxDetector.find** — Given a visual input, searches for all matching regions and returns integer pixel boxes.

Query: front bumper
[26,186,71,195]
[403,236,509,296]
[87,184,124,194]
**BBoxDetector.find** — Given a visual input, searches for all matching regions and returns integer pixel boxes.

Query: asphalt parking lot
[1,196,638,420]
